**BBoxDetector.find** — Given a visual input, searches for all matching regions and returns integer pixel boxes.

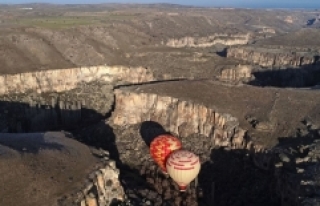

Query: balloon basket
[179,185,188,192]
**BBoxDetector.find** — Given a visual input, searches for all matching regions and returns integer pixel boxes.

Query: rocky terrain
[0,3,320,206]
[0,132,125,206]
[0,4,318,75]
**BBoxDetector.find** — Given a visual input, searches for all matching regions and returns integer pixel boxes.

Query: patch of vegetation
[11,14,136,29]
[12,16,98,29]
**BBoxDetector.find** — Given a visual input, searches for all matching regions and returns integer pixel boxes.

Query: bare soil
[254,28,320,47]
[0,132,99,206]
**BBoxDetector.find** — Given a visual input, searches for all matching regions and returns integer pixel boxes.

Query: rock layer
[227,46,320,67]
[0,65,155,95]
[112,88,249,150]
[219,64,254,83]
[166,34,250,48]
[111,80,320,149]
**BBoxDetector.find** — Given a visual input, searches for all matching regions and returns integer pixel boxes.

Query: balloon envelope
[166,149,201,191]
[150,134,182,174]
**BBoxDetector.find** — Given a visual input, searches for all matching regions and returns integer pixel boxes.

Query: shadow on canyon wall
[248,62,320,88]
[0,100,105,133]
[0,99,115,156]
[140,120,172,147]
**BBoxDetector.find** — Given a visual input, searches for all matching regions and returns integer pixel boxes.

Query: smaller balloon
[150,134,182,174]
[166,149,201,192]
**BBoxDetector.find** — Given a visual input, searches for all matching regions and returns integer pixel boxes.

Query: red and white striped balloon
[166,149,201,191]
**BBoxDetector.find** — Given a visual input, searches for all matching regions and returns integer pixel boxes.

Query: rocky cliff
[0,81,114,132]
[111,80,320,148]
[166,34,250,48]
[112,87,252,151]
[219,64,254,83]
[227,46,320,67]
[59,154,125,206]
[0,64,155,133]
[0,65,155,95]
[218,63,320,88]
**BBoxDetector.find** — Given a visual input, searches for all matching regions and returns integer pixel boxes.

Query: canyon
[0,3,320,206]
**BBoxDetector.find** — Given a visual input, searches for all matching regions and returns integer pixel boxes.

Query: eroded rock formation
[112,88,250,150]
[0,65,155,95]
[59,154,125,206]
[166,34,250,48]
[227,46,320,67]
[219,64,254,83]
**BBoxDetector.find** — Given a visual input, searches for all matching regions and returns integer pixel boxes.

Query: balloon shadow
[139,121,171,147]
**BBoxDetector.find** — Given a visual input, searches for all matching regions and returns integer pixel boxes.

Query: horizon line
[0,2,319,10]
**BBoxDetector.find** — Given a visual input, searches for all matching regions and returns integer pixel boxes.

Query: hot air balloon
[166,149,201,192]
[150,134,182,174]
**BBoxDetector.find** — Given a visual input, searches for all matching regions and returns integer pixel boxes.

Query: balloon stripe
[166,149,201,191]
[178,160,192,163]
[174,166,195,170]
[169,161,184,166]
[191,159,199,165]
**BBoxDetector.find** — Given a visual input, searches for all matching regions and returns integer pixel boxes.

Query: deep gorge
[0,66,319,206]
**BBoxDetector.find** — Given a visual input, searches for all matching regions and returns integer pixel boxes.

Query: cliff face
[227,46,319,67]
[219,64,254,83]
[111,80,320,148]
[0,82,114,132]
[112,89,252,151]
[65,158,125,206]
[0,65,157,133]
[166,34,250,48]
[0,65,155,95]
[218,63,320,88]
